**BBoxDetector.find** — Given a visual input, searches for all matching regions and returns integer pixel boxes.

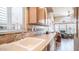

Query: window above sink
[0,7,24,34]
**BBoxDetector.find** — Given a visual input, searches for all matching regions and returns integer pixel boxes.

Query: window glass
[66,24,76,34]
[60,24,66,31]
[55,24,59,32]
[11,7,23,31]
[0,7,24,33]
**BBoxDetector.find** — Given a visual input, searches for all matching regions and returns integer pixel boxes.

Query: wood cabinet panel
[74,8,79,17]
[24,8,28,31]
[28,7,37,24]
[38,8,45,22]
[28,7,47,24]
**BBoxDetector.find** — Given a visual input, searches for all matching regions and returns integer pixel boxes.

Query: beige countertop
[0,32,56,51]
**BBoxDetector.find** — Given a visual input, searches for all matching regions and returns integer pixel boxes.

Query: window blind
[0,7,7,24]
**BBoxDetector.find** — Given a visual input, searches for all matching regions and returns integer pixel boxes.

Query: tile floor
[56,39,74,51]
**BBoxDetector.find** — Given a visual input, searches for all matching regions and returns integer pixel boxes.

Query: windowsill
[0,30,24,34]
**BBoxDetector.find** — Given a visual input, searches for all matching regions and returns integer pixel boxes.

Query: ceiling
[46,7,74,22]
[52,7,74,17]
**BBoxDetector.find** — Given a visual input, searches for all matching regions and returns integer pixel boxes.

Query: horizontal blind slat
[0,7,7,22]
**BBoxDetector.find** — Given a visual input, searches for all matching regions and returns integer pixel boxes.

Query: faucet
[32,25,35,32]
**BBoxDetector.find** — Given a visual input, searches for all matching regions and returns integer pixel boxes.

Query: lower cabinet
[42,37,56,51]
[49,37,56,51]
[42,46,47,51]
[42,43,50,51]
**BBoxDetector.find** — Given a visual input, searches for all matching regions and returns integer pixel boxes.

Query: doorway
[52,7,74,51]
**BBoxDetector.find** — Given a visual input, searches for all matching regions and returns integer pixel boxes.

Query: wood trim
[44,8,47,19]
[28,7,30,24]
[44,8,48,24]
[75,7,78,38]
[47,43,50,51]
[36,7,39,23]
[24,7,28,32]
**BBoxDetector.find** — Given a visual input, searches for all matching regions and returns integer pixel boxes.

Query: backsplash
[28,19,54,33]
[27,25,49,35]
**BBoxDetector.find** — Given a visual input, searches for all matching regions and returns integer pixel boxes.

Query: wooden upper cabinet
[37,8,46,22]
[28,7,37,24]
[74,7,79,17]
[74,8,77,17]
[28,7,47,24]
[78,8,79,16]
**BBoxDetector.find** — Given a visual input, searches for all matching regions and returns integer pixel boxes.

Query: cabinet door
[38,8,46,22]
[28,7,37,24]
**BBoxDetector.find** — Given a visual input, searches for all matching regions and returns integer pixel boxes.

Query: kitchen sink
[14,37,45,50]
[0,37,45,51]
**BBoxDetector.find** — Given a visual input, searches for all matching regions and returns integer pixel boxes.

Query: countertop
[0,32,56,51]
